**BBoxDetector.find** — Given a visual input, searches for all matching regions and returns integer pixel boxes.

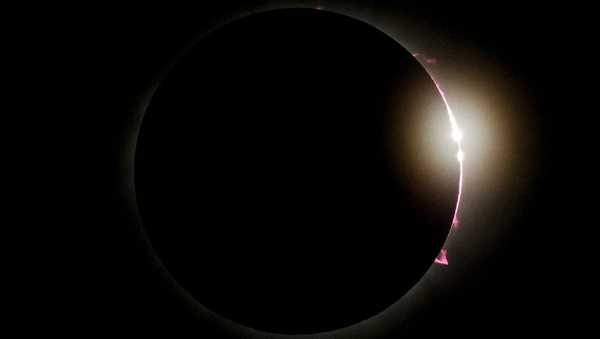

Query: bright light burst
[451,128,463,143]
[413,53,464,266]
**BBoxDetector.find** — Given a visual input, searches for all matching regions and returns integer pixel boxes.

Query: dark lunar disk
[135,8,458,334]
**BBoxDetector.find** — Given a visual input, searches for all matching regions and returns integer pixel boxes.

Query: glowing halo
[413,53,464,266]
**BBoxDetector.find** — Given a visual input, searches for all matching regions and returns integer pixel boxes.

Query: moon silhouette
[135,8,458,334]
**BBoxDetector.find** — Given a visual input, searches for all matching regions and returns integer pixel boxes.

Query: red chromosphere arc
[413,53,464,266]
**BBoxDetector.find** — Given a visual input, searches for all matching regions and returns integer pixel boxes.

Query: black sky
[23,1,593,337]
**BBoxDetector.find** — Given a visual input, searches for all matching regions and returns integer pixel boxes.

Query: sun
[413,52,464,265]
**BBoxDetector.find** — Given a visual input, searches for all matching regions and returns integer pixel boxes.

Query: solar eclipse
[130,6,510,336]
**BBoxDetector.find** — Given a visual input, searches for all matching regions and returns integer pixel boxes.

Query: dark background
[28,1,593,337]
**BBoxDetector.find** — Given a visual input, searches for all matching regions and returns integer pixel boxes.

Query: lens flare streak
[413,53,464,266]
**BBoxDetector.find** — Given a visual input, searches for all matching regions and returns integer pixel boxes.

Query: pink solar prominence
[413,53,464,266]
